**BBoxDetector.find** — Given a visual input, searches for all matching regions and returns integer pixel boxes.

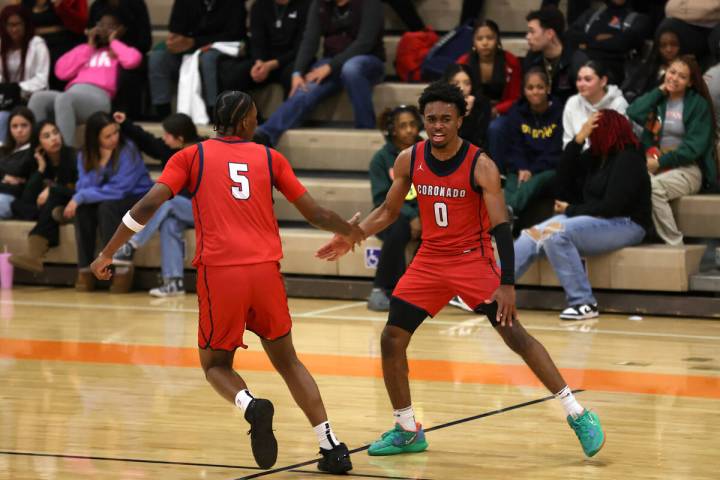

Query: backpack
[420,21,474,81]
[395,28,439,82]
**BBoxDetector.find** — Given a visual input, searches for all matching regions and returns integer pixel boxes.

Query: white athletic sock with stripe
[555,386,584,419]
[314,421,340,450]
[393,405,417,431]
[235,389,254,412]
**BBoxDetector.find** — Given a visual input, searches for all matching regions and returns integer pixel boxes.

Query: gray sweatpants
[28,83,111,147]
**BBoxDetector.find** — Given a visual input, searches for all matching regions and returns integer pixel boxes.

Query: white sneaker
[560,303,599,320]
[149,278,185,298]
[449,296,474,312]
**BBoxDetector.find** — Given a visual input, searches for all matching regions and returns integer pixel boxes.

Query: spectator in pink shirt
[28,9,140,147]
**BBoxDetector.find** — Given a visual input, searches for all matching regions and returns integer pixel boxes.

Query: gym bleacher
[4,0,719,317]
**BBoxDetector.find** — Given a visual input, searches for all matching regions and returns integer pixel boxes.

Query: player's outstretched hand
[342,212,366,250]
[90,253,113,281]
[486,285,517,327]
[315,234,352,261]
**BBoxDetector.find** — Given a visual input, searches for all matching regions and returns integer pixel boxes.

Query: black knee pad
[474,301,499,327]
[387,297,429,334]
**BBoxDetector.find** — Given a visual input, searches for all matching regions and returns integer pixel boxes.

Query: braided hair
[213,90,254,136]
[589,109,638,157]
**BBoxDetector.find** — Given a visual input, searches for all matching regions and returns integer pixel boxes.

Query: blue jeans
[131,196,194,279]
[514,214,646,306]
[0,111,10,145]
[257,55,385,145]
[0,192,14,219]
[487,115,509,172]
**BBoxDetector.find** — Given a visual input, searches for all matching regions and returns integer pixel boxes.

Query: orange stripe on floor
[1,337,719,399]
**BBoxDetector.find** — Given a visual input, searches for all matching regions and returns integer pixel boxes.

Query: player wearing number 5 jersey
[90,91,364,474]
[317,82,605,459]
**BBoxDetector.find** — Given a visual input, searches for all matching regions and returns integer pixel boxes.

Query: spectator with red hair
[0,5,49,144]
[513,109,651,320]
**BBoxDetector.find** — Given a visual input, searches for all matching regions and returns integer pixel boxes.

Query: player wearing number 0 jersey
[317,82,605,460]
[90,91,364,474]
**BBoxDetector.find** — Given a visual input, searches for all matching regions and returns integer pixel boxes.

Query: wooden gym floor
[0,286,719,479]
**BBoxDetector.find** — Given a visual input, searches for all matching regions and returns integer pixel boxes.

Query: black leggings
[30,189,74,247]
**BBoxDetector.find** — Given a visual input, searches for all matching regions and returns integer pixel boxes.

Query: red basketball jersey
[157,137,306,266]
[410,140,494,257]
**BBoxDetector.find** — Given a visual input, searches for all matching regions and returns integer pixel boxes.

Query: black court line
[233,390,584,480]
[0,451,425,480]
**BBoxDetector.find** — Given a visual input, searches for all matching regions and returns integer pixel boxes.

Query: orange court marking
[1,337,719,399]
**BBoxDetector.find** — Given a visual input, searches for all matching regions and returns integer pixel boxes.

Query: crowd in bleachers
[0,0,717,318]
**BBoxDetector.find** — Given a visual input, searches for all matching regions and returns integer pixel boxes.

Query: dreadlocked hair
[418,81,467,117]
[589,109,639,157]
[213,90,254,135]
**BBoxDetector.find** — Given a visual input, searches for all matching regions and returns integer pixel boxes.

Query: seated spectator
[627,55,717,245]
[524,7,588,107]
[253,0,385,147]
[22,0,87,91]
[367,105,422,311]
[88,0,151,119]
[515,110,651,320]
[28,10,141,147]
[442,63,491,149]
[458,19,521,171]
[110,111,202,297]
[9,120,76,272]
[0,5,49,144]
[62,111,152,292]
[705,62,720,129]
[383,0,425,31]
[505,67,563,220]
[148,0,247,119]
[657,0,720,66]
[219,0,310,99]
[622,25,687,104]
[565,0,651,85]
[0,106,34,218]
[562,60,627,149]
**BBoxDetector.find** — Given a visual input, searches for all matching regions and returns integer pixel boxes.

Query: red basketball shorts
[392,248,501,317]
[196,261,292,351]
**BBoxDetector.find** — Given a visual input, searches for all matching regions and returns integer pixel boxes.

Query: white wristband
[122,211,144,232]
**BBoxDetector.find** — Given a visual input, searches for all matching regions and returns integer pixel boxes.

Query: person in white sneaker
[514,110,651,320]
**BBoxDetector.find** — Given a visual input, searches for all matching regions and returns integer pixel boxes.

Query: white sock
[555,386,584,419]
[393,405,417,431]
[235,389,254,412]
[313,421,340,450]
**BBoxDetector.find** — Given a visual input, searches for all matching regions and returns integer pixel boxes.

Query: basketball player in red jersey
[90,91,364,474]
[317,82,605,458]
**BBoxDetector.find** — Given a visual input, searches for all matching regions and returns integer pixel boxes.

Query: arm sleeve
[495,54,522,115]
[73,147,148,204]
[658,99,713,169]
[561,100,576,148]
[19,38,50,95]
[109,40,143,70]
[328,0,383,72]
[54,0,88,35]
[294,0,321,74]
[564,9,592,50]
[271,149,307,202]
[156,147,196,196]
[195,2,247,47]
[54,44,93,81]
[587,13,651,53]
[121,121,174,163]
[566,152,643,217]
[276,4,310,68]
[626,87,663,125]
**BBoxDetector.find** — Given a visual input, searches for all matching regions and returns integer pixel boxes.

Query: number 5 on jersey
[229,163,250,200]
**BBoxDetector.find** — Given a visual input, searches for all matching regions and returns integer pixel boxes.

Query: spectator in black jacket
[565,0,651,84]
[253,0,385,147]
[9,120,77,273]
[442,63,491,149]
[524,7,587,106]
[110,111,202,297]
[219,0,310,99]
[514,109,650,320]
[0,106,35,218]
[89,1,152,119]
[148,0,247,118]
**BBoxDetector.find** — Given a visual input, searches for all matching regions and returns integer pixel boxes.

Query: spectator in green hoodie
[366,105,422,312]
[627,55,718,245]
